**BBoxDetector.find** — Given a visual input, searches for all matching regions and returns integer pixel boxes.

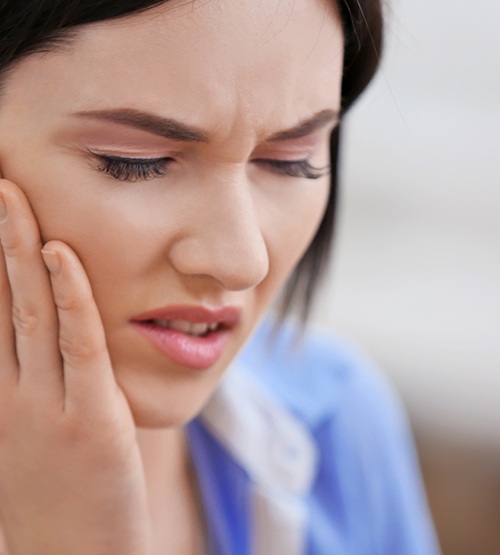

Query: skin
[0,0,344,553]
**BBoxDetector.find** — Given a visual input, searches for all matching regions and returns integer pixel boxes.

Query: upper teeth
[153,319,219,336]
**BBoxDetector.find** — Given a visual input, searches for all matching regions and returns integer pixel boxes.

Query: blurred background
[313,0,500,553]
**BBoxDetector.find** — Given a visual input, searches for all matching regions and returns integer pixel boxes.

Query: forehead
[2,0,343,138]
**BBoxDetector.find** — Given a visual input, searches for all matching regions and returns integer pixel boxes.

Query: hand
[0,179,152,555]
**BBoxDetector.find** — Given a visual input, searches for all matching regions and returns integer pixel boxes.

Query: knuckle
[58,417,89,444]
[1,234,39,259]
[55,290,94,313]
[11,303,41,335]
[63,416,132,462]
[55,295,81,313]
[58,333,106,362]
[0,234,21,257]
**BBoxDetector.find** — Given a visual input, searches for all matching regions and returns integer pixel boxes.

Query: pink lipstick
[130,305,240,370]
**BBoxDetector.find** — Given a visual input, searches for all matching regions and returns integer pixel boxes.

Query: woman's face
[0,0,343,426]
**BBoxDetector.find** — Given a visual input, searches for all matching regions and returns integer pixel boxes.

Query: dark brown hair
[282,0,383,321]
[0,0,383,321]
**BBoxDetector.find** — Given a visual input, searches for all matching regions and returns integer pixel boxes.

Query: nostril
[167,231,269,292]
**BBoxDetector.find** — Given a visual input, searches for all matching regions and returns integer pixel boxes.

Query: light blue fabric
[187,320,441,555]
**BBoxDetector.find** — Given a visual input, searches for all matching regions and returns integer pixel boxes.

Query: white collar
[199,366,318,555]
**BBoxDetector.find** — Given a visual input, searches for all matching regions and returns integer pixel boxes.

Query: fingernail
[41,249,62,276]
[0,193,6,222]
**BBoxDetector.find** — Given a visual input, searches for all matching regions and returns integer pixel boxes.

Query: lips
[130,305,241,370]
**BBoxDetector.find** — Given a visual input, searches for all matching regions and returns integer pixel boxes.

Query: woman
[0,0,439,554]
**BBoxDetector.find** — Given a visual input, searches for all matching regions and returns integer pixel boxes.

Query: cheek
[259,178,330,293]
[0,158,156,315]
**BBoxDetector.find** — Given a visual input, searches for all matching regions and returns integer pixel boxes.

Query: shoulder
[237,319,423,509]
[196,319,440,554]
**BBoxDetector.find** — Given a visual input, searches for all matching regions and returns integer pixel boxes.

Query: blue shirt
[187,321,440,555]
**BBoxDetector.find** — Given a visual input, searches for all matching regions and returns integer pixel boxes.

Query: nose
[167,175,270,291]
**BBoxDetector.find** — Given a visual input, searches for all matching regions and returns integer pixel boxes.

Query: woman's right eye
[93,154,174,182]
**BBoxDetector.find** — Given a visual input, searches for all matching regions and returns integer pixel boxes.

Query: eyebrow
[73,108,209,142]
[266,109,340,142]
[72,107,340,143]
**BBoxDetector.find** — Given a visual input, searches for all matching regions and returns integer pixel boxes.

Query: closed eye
[91,153,329,182]
[92,154,174,182]
[257,158,330,180]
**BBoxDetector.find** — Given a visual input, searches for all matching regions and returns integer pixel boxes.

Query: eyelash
[94,154,172,182]
[263,159,330,180]
[93,154,330,182]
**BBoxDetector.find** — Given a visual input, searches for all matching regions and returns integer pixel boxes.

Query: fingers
[41,241,117,412]
[0,204,16,383]
[0,179,118,414]
[0,180,62,395]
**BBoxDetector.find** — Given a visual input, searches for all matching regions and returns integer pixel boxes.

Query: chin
[118,373,219,429]
[131,403,203,429]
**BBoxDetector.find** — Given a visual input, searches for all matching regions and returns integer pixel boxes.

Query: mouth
[146,319,222,337]
[130,305,241,370]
